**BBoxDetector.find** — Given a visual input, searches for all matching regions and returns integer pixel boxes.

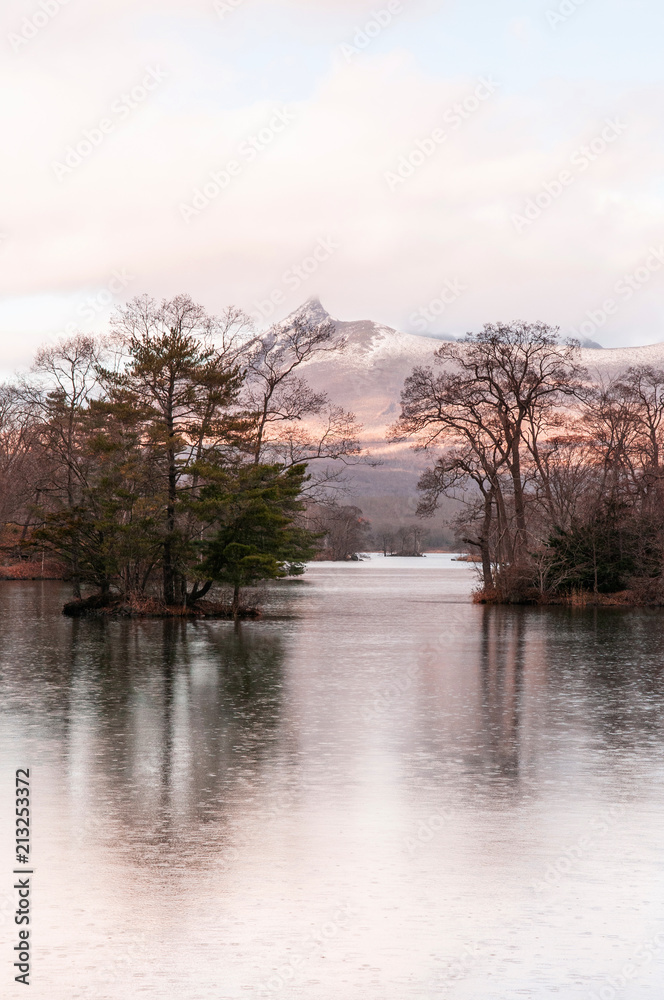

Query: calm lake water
[2,554,664,998]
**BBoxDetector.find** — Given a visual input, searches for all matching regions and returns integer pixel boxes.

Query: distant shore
[0,561,66,581]
[474,587,664,608]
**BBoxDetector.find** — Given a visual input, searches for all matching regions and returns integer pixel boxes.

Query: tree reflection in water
[62,617,287,865]
[478,607,526,785]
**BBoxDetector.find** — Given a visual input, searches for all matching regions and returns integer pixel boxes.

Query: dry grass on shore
[473,584,664,607]
[0,560,66,580]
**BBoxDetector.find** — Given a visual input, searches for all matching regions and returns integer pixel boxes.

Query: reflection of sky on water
[1,572,664,998]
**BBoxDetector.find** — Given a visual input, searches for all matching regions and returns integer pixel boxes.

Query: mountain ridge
[281,298,664,502]
[287,298,664,437]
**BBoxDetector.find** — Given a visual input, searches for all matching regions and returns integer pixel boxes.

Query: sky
[2,0,664,375]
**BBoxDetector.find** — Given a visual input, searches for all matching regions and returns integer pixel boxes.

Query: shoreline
[473,588,664,608]
[62,595,261,619]
[0,561,66,581]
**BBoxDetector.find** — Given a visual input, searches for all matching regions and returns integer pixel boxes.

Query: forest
[393,321,664,604]
[2,305,664,610]
[0,295,362,616]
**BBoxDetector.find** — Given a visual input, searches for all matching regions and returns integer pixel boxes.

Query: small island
[0,296,358,618]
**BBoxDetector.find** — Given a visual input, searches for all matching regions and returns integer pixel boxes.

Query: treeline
[310,508,448,560]
[0,295,362,614]
[393,322,664,603]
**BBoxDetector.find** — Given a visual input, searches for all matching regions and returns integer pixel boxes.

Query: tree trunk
[187,579,213,604]
[510,438,528,560]
[163,539,174,605]
[65,409,82,599]
[71,561,82,600]
[593,539,598,595]
[163,415,178,603]
[480,490,494,590]
[493,484,514,567]
[232,584,241,619]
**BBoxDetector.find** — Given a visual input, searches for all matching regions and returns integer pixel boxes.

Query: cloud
[1,0,664,376]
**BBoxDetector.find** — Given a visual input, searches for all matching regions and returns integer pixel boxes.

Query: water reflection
[542,607,664,753]
[2,568,664,999]
[0,589,287,870]
[70,621,287,864]
[479,607,525,784]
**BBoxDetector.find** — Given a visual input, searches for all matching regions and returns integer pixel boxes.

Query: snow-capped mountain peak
[280,297,334,328]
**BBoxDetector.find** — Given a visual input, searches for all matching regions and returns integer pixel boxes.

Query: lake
[1,554,664,998]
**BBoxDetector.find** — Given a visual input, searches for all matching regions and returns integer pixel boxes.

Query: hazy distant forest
[1,299,664,609]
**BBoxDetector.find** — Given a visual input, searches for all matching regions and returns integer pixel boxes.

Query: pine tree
[197,463,318,616]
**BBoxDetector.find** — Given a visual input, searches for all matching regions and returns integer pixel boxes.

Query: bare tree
[310,503,370,561]
[417,446,496,588]
[240,316,363,497]
[613,365,664,498]
[18,334,106,595]
[393,322,586,598]
[242,316,338,461]
[0,384,41,546]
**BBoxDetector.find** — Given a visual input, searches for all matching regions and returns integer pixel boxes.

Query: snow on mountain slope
[282,299,664,497]
[288,300,436,445]
[580,342,664,377]
[291,300,664,433]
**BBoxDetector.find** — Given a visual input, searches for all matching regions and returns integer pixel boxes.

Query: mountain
[417,330,603,349]
[290,298,664,439]
[287,299,438,444]
[282,299,664,523]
